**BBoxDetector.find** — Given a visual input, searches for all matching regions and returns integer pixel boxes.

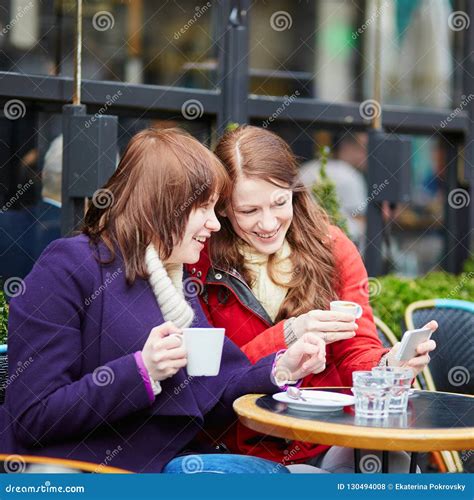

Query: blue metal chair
[404,299,474,473]
[374,316,455,473]
[405,299,473,395]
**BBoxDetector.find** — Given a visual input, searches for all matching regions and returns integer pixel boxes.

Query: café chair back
[404,299,474,395]
[373,316,454,473]
[404,299,474,473]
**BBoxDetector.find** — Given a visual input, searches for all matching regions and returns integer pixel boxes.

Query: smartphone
[395,328,433,362]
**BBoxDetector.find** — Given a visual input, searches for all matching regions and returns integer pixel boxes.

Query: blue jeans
[163,454,290,474]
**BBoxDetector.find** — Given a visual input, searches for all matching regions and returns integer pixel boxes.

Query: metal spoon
[286,386,307,402]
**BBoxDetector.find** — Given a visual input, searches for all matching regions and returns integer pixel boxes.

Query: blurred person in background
[299,132,368,249]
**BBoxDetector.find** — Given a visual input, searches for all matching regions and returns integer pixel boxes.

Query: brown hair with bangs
[212,125,337,321]
[83,127,229,284]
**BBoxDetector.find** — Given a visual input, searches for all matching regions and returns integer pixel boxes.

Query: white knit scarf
[145,244,195,329]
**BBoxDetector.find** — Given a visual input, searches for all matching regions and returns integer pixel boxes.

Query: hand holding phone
[395,327,433,362]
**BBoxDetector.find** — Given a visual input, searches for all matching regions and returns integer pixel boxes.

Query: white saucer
[273,390,355,412]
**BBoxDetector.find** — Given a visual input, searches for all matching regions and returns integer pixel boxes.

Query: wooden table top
[0,454,131,473]
[233,389,474,452]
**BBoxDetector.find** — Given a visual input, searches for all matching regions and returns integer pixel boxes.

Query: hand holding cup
[290,301,360,344]
[141,321,187,382]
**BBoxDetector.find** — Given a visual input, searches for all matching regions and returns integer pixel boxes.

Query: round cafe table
[0,454,131,473]
[233,388,474,473]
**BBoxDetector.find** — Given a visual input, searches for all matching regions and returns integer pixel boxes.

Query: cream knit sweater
[239,240,293,322]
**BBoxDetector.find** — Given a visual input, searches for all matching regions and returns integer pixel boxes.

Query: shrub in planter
[312,146,350,236]
[370,270,474,339]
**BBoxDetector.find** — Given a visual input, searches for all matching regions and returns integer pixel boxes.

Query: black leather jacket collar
[204,266,274,326]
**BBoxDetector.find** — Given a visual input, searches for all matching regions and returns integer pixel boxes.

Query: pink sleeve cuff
[133,351,155,403]
[271,349,302,390]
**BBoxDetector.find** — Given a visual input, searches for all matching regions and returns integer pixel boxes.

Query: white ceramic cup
[330,300,363,319]
[182,328,225,376]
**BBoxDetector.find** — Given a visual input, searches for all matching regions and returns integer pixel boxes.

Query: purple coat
[0,235,277,472]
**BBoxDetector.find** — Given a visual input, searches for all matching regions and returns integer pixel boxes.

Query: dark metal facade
[0,0,471,274]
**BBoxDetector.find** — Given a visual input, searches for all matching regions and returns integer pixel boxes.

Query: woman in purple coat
[0,128,326,473]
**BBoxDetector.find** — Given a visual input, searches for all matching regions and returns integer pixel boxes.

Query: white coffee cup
[182,328,225,376]
[330,300,363,319]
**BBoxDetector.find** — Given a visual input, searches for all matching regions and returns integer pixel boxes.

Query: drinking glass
[351,371,393,418]
[372,367,414,413]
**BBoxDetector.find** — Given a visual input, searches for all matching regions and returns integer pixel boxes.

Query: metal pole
[72,0,82,105]
[217,0,250,135]
[372,0,382,131]
[61,0,86,235]
[365,0,385,275]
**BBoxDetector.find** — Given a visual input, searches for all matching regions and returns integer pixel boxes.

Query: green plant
[370,271,474,339]
[225,122,240,133]
[463,256,474,274]
[0,291,7,345]
[311,146,350,236]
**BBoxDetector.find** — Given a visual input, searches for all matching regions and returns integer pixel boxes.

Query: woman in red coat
[189,125,437,473]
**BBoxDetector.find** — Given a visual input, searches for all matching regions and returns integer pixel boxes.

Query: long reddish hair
[83,127,229,284]
[212,125,337,321]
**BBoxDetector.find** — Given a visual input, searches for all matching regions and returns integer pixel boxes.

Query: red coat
[187,226,388,464]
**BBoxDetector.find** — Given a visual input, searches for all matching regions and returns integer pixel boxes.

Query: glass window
[0,104,214,282]
[248,0,464,109]
[0,0,218,89]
